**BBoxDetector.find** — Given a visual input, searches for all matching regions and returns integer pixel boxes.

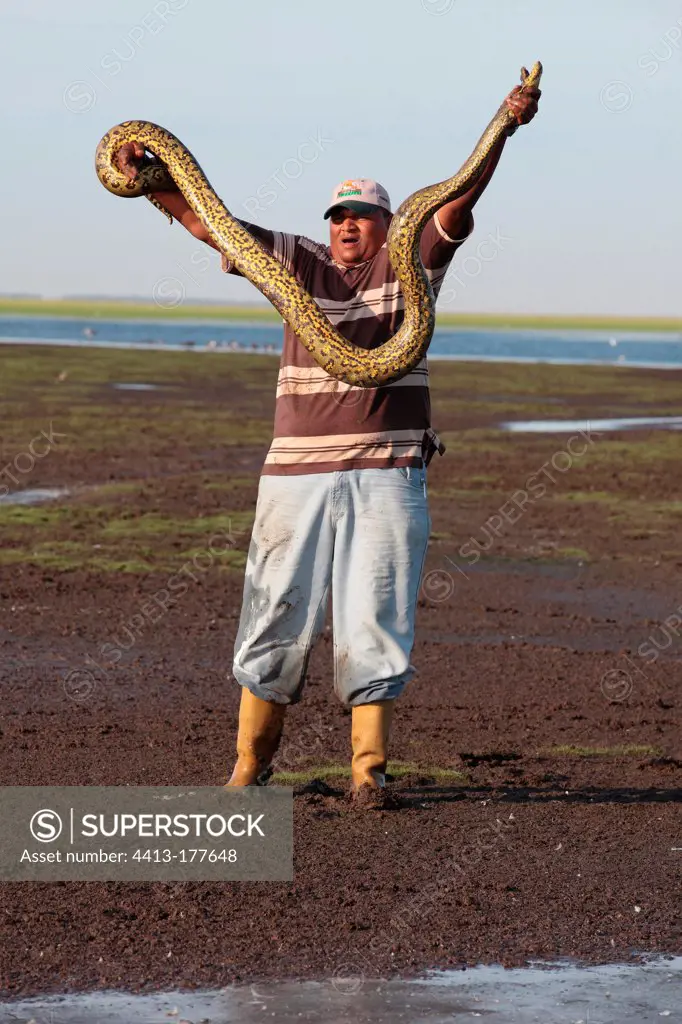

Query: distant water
[1,315,681,369]
[503,415,682,433]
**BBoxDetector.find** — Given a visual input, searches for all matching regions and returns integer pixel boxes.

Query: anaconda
[95,62,541,387]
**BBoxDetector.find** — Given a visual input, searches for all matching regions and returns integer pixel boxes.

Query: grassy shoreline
[1,297,680,333]
[1,346,681,576]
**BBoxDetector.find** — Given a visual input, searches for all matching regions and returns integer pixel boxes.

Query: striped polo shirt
[223,212,473,476]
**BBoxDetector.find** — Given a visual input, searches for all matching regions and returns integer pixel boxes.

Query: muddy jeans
[232,466,431,706]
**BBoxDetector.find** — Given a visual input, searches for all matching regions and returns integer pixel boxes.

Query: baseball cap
[323,179,392,219]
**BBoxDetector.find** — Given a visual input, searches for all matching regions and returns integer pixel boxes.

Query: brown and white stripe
[223,211,473,476]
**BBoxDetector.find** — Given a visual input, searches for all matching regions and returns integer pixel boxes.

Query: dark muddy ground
[0,345,680,998]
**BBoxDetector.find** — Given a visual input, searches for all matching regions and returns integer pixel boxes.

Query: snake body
[95,62,541,387]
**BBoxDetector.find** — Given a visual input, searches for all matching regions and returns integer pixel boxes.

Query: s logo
[30,809,63,843]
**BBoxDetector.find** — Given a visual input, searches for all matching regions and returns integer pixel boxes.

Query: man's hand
[504,68,542,131]
[115,141,146,182]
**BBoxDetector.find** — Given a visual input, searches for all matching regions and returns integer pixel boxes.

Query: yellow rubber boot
[350,701,395,802]
[225,688,286,787]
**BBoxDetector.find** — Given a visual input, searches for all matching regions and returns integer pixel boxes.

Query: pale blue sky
[2,0,681,315]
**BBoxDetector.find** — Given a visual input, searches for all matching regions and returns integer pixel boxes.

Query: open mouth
[341,237,359,247]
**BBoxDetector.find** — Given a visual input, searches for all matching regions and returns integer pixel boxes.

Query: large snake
[95,62,541,387]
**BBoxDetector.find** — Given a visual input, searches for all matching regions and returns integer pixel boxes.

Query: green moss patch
[270,761,468,786]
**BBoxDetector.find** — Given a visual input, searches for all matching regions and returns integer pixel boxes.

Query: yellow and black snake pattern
[95,62,541,387]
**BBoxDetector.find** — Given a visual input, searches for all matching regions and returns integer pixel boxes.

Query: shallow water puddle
[500,415,682,433]
[111,382,161,391]
[2,957,679,1023]
[0,487,68,506]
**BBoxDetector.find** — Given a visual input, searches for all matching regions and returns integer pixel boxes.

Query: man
[116,76,540,806]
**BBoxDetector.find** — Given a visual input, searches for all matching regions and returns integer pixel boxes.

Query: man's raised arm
[436,75,541,241]
[114,143,283,277]
[115,142,218,247]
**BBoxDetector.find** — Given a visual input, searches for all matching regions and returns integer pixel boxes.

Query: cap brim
[323,200,386,220]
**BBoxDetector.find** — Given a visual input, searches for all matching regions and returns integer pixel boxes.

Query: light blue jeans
[232,466,431,706]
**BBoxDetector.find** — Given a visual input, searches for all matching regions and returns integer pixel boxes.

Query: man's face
[328,206,391,268]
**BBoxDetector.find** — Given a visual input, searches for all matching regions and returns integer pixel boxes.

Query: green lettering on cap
[337,189,362,198]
